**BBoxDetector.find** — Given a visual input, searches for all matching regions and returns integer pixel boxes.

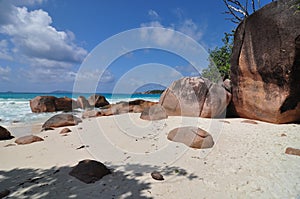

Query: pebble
[151,171,164,181]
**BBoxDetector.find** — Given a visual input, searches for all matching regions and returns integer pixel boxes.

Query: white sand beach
[1,113,299,198]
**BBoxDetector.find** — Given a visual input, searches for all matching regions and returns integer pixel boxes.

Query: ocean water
[0,92,161,126]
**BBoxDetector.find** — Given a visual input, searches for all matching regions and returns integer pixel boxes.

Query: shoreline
[1,113,299,198]
[0,93,161,125]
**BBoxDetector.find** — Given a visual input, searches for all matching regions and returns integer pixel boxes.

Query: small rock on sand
[69,159,111,184]
[59,128,72,134]
[15,135,44,145]
[285,147,300,156]
[41,127,55,132]
[151,171,164,181]
[4,143,16,147]
[241,120,258,124]
[167,126,214,149]
[42,114,82,128]
[0,126,14,141]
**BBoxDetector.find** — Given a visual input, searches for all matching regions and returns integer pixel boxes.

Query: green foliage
[201,33,233,82]
[291,0,300,13]
[143,90,165,94]
[295,0,300,11]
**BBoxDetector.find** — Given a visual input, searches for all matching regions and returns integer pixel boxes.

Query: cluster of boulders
[157,0,300,124]
[0,125,44,145]
[30,94,162,120]
[23,0,299,152]
[0,112,82,145]
[6,0,299,152]
[82,99,157,118]
[30,0,300,124]
[30,94,109,113]
[1,2,299,191]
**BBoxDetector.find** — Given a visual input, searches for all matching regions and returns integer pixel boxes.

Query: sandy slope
[0,113,299,198]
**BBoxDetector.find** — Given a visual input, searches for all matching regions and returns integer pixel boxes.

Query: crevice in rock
[280,35,300,113]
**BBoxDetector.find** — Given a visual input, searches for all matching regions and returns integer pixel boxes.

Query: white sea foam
[0,99,57,126]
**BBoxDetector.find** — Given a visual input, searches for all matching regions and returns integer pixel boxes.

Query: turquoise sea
[0,92,161,125]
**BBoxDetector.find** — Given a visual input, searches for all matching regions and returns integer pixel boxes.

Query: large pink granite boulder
[230,1,300,123]
[159,77,231,118]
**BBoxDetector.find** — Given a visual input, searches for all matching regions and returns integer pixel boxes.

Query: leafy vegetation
[202,0,299,82]
[294,0,300,12]
[135,89,165,94]
[143,90,165,94]
[201,33,233,82]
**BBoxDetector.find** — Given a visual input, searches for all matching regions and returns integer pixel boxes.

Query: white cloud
[175,65,200,76]
[173,8,184,20]
[177,19,203,41]
[148,10,160,20]
[75,69,115,83]
[139,16,209,78]
[0,66,11,81]
[0,1,88,84]
[27,57,73,68]
[20,66,115,84]
[21,67,75,83]
[113,64,182,94]
[12,0,47,5]
[99,70,115,83]
[0,1,87,67]
[140,21,176,46]
[0,40,13,60]
[141,11,203,42]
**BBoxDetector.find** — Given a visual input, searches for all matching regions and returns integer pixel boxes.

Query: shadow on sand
[0,163,198,198]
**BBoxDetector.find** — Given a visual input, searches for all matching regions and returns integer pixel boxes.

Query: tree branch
[223,0,243,23]
[229,5,247,16]
[228,0,249,16]
[251,0,256,12]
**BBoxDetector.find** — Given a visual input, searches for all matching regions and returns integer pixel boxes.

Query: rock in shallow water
[77,96,91,109]
[54,97,77,112]
[88,94,110,108]
[69,159,111,184]
[30,96,57,113]
[30,96,77,113]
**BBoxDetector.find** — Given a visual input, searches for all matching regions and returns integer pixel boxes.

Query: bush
[201,33,233,82]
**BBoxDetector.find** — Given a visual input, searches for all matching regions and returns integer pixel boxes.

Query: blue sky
[0,0,271,93]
